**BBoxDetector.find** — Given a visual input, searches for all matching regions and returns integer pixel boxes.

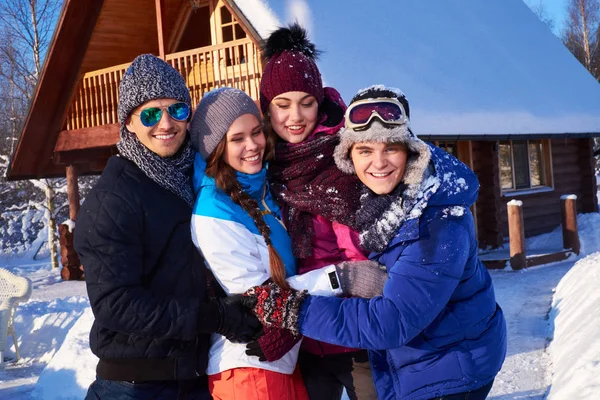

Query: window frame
[499,139,554,196]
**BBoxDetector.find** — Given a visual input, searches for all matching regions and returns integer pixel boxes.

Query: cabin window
[499,139,552,193]
[220,6,246,42]
[219,6,247,66]
[436,141,456,156]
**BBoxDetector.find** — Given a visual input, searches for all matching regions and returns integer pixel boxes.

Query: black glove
[199,294,261,343]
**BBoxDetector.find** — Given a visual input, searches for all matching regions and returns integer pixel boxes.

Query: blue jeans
[429,380,494,400]
[85,376,211,400]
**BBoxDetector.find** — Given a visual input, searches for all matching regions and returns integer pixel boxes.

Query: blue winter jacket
[298,145,507,400]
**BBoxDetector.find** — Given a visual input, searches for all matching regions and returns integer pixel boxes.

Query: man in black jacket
[75,54,261,400]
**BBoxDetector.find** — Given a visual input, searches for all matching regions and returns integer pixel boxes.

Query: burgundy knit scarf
[269,134,363,258]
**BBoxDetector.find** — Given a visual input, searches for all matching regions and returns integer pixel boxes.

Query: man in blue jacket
[246,85,507,400]
[74,54,261,400]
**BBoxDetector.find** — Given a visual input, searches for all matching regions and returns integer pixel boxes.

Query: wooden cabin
[6,0,600,276]
[423,138,597,249]
[7,0,278,182]
[299,0,600,249]
[6,0,279,278]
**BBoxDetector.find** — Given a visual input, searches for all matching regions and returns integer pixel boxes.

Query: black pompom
[262,23,321,62]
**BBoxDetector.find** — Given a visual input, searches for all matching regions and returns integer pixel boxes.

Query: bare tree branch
[562,0,600,79]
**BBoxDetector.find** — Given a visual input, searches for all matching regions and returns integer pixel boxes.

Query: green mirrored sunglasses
[134,102,190,127]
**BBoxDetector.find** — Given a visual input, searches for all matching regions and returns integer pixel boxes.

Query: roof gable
[8,0,279,180]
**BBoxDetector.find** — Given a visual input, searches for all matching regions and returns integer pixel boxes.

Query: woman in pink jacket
[257,23,376,400]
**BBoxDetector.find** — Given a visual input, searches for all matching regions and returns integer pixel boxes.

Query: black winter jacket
[74,156,210,381]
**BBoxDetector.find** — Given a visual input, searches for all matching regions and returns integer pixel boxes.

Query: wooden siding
[498,138,598,239]
[471,141,504,248]
[80,0,187,74]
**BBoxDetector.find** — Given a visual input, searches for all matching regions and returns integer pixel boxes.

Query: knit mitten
[335,260,388,298]
[245,326,302,362]
[245,283,308,336]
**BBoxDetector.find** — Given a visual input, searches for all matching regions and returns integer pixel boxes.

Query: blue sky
[269,0,569,36]
[523,0,568,33]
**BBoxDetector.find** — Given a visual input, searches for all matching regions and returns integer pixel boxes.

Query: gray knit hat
[333,85,431,185]
[118,54,191,124]
[189,87,262,158]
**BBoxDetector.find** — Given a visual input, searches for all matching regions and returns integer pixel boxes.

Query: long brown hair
[205,132,289,289]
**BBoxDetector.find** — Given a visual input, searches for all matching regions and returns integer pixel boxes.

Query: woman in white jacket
[189,87,387,400]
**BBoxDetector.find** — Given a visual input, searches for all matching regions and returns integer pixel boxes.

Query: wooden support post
[561,194,580,255]
[507,200,526,270]
[61,164,84,281]
[66,165,80,221]
[155,0,166,59]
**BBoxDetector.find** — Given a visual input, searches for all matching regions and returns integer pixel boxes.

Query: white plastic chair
[0,268,32,370]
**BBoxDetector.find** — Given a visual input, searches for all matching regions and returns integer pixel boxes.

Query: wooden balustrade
[167,38,263,107]
[65,39,262,131]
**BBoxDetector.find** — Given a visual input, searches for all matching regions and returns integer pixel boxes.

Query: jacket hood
[426,144,479,209]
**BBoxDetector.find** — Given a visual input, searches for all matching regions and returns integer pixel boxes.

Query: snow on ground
[1,213,600,399]
[0,258,89,400]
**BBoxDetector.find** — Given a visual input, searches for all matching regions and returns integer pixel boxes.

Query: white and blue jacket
[191,155,339,375]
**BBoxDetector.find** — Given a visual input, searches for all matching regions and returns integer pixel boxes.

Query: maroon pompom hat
[259,23,324,112]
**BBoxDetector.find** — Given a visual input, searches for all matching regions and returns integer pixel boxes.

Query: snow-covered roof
[232,0,281,40]
[303,0,600,138]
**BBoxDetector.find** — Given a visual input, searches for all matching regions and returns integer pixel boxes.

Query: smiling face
[223,114,266,174]
[268,91,319,144]
[125,98,188,157]
[350,141,408,195]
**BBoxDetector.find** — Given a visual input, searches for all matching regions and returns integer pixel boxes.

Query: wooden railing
[65,38,263,130]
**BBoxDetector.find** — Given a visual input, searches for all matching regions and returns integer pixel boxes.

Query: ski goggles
[134,102,190,127]
[345,98,408,130]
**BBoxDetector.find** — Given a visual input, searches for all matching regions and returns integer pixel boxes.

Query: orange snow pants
[208,366,309,400]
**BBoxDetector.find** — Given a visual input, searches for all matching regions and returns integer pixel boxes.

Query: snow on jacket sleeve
[191,214,271,295]
[77,189,200,341]
[298,213,469,350]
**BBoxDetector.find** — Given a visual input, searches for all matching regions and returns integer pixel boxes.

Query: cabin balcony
[64,38,263,131]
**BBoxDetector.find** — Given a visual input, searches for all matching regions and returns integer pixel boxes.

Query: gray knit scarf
[117,127,196,207]
[356,166,439,252]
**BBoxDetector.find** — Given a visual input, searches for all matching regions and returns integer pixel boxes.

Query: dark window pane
[238,44,246,64]
[222,25,233,42]
[235,24,247,39]
[499,142,513,190]
[528,140,544,186]
[221,6,232,24]
[512,141,530,189]
[176,6,211,51]
[437,141,455,155]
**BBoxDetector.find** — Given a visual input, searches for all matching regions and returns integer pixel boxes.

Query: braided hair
[205,136,290,289]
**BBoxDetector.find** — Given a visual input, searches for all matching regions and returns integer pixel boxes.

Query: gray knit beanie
[118,54,191,124]
[189,87,262,159]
